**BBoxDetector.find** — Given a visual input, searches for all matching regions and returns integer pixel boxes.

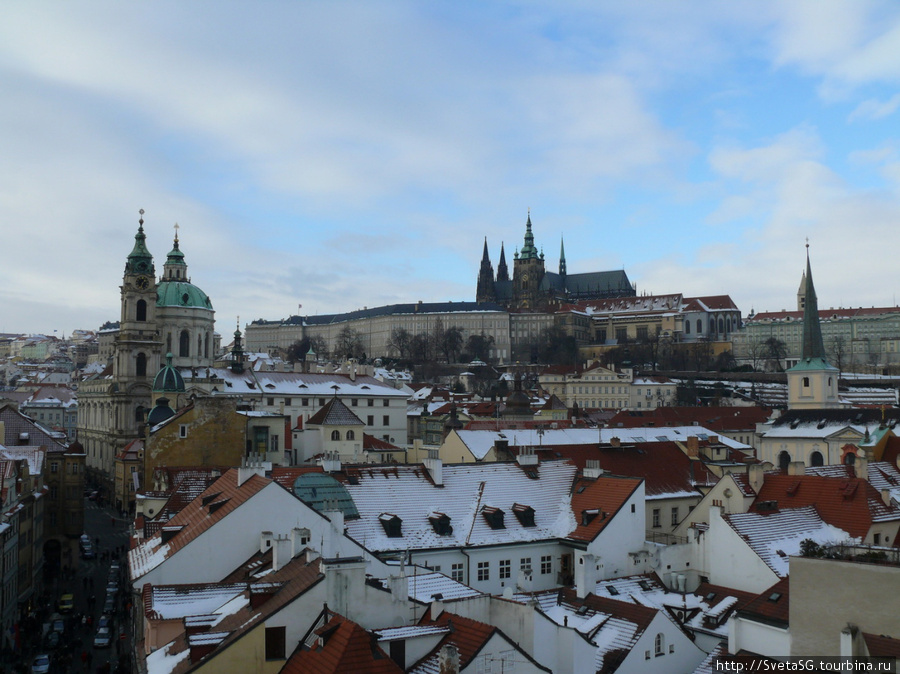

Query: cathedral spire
[476,237,496,303]
[497,242,509,282]
[520,209,538,259]
[163,222,188,281]
[559,235,567,278]
[800,243,827,362]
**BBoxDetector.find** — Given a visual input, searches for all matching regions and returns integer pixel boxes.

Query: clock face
[521,273,529,284]
[136,276,150,290]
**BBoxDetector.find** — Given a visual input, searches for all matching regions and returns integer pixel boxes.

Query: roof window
[481,506,505,530]
[428,512,453,536]
[379,513,402,538]
[768,592,782,602]
[512,503,536,527]
[606,586,619,596]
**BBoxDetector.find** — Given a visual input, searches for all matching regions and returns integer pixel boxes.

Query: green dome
[153,353,185,393]
[157,280,213,310]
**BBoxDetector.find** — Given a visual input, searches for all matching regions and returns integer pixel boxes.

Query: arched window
[179,330,190,357]
[709,319,714,333]
[654,633,665,657]
[136,299,147,322]
[810,451,824,467]
[685,322,691,335]
[718,318,724,333]
[726,318,732,333]
[136,352,147,377]
[697,319,702,333]
[844,452,856,466]
[802,377,810,387]
[828,377,833,386]
[778,451,791,471]
[346,430,355,441]
[330,430,340,441]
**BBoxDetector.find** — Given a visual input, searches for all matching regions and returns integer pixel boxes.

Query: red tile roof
[863,633,900,658]
[736,577,790,626]
[750,474,900,539]
[569,475,642,543]
[282,613,402,674]
[530,441,715,497]
[607,406,771,432]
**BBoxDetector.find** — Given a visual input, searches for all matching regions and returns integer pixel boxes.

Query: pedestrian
[81,649,88,667]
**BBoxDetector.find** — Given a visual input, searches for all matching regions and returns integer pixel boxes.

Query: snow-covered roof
[723,506,854,576]
[342,462,578,552]
[372,570,482,604]
[146,583,247,620]
[454,426,749,460]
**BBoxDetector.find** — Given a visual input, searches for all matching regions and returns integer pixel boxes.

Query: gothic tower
[513,211,545,309]
[476,237,496,303]
[787,246,841,409]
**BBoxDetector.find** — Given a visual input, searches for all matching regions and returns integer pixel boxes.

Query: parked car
[93,626,112,648]
[58,593,75,612]
[31,654,51,674]
[106,581,118,596]
[103,596,115,613]
[98,614,112,630]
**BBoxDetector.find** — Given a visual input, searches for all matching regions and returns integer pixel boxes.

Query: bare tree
[335,326,365,360]
[745,338,766,372]
[763,337,787,372]
[388,327,413,359]
[828,335,847,373]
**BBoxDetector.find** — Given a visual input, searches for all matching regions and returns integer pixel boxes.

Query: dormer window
[512,503,535,527]
[481,506,505,530]
[428,512,453,536]
[379,513,402,538]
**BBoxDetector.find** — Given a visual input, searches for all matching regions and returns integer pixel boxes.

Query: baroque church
[476,212,636,310]
[78,212,217,484]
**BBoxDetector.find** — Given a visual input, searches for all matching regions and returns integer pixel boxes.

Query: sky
[2,1,900,337]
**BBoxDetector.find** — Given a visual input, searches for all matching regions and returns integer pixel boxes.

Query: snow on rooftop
[149,584,246,620]
[343,462,578,553]
[724,506,855,577]
[375,624,451,641]
[146,641,190,674]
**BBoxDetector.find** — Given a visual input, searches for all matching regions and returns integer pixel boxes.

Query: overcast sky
[2,1,900,337]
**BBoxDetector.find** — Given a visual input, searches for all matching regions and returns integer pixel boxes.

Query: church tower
[787,246,841,409]
[513,211,545,309]
[476,238,496,303]
[115,210,163,384]
[497,242,509,282]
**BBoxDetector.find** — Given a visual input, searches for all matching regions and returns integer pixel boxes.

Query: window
[179,425,188,439]
[367,415,374,426]
[331,430,340,441]
[541,555,552,574]
[283,398,291,406]
[499,559,511,579]
[346,430,355,441]
[50,462,58,474]
[268,397,275,406]
[265,626,286,660]
[383,399,389,407]
[654,633,665,657]
[136,352,147,377]
[477,561,490,582]
[451,563,464,582]
[368,399,374,407]
[179,330,190,357]
[383,415,390,426]
[520,557,532,575]
[652,508,660,528]
[136,299,147,322]
[69,463,79,475]
[671,507,679,527]
[351,399,358,406]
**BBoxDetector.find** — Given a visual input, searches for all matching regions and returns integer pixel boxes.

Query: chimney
[708,435,719,444]
[438,643,460,674]
[854,453,869,480]
[272,534,292,571]
[787,461,806,476]
[516,446,538,466]
[424,449,443,486]
[324,557,366,617]
[260,531,274,554]
[881,489,893,507]
[748,464,764,494]
[583,459,604,479]
[686,436,699,457]
[575,553,599,599]
[610,437,621,448]
[321,451,341,473]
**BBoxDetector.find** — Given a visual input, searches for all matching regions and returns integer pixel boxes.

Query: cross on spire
[174,222,180,243]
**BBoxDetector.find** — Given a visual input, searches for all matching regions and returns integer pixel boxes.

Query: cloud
[849,93,900,121]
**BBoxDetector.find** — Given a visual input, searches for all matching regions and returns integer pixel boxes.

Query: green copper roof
[165,237,186,266]
[153,353,185,393]
[520,212,539,259]
[126,217,155,275]
[157,280,213,310]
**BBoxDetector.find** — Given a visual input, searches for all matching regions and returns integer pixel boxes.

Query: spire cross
[139,208,144,226]
[174,222,180,243]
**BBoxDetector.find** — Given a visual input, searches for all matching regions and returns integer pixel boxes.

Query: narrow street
[19,497,133,674]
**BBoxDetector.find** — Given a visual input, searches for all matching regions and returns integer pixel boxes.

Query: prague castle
[476,212,635,310]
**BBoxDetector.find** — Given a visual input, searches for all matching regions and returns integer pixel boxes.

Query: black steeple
[497,242,509,282]
[476,237,497,303]
[800,245,827,362]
